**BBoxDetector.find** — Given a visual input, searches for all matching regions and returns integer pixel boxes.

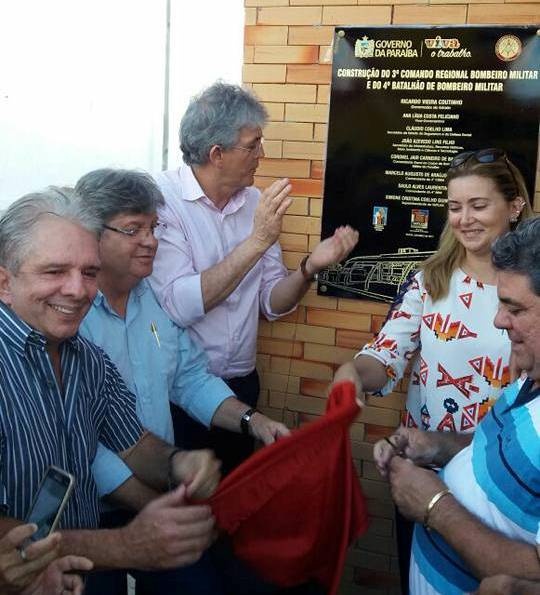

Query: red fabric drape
[208,381,369,594]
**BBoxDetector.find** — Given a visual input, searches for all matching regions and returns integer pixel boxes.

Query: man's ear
[208,144,224,168]
[0,266,13,305]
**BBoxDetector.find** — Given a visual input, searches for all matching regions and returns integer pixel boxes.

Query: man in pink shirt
[150,81,358,473]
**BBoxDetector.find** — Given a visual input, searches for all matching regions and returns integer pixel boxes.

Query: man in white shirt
[150,81,358,472]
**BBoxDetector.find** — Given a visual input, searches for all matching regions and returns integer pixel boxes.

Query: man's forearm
[201,236,266,312]
[430,495,540,580]
[104,476,161,512]
[59,528,129,570]
[269,268,311,314]
[210,397,250,432]
[120,432,175,492]
[0,516,130,572]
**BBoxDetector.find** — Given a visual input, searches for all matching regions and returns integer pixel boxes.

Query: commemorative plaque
[319,25,540,302]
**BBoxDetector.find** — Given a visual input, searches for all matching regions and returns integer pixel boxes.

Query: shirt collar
[93,280,148,313]
[511,377,540,409]
[179,163,206,203]
[0,301,80,355]
[179,162,248,215]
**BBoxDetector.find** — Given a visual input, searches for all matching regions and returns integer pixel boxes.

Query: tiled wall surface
[244,2,540,592]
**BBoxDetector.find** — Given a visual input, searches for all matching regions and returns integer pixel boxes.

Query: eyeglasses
[230,137,264,155]
[103,221,167,239]
[449,148,519,194]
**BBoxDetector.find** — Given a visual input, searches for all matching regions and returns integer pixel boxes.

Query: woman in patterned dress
[332,148,534,594]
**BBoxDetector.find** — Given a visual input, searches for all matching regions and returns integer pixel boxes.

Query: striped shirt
[410,378,540,594]
[0,302,143,530]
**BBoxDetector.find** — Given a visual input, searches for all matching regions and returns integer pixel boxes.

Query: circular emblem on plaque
[495,35,522,62]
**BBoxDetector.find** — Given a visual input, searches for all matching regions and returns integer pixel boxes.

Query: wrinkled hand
[249,413,291,445]
[474,575,540,595]
[374,427,441,478]
[331,362,365,405]
[388,456,446,523]
[121,485,215,570]
[306,226,359,274]
[171,449,221,499]
[0,524,60,592]
[252,178,292,250]
[23,554,93,595]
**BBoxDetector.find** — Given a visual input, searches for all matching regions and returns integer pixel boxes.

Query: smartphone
[24,466,75,542]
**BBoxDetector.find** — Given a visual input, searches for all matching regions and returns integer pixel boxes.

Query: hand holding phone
[24,466,74,542]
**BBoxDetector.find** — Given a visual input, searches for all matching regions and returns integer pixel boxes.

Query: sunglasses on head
[449,148,520,196]
[449,148,506,168]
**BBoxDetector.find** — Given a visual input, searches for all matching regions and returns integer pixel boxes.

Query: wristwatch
[240,408,259,435]
[299,254,317,282]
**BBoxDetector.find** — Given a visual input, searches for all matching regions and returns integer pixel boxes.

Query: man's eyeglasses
[449,148,519,194]
[103,221,167,239]
[230,137,264,155]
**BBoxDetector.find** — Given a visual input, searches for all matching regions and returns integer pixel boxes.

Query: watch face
[495,35,522,62]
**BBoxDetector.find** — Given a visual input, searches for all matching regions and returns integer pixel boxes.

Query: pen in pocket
[150,321,161,348]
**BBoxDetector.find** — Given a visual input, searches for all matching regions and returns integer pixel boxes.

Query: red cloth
[208,381,369,594]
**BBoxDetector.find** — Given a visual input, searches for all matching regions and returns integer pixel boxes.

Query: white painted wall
[0,0,243,208]
[165,0,244,169]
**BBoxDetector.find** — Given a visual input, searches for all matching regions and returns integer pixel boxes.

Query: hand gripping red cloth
[207,381,369,595]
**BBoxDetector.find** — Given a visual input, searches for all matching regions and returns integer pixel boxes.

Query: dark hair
[492,217,540,296]
[180,81,267,165]
[75,169,164,226]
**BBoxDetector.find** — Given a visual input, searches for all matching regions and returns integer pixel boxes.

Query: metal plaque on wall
[319,25,540,302]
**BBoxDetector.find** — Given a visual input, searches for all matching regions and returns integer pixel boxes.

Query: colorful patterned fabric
[410,378,540,594]
[359,269,511,432]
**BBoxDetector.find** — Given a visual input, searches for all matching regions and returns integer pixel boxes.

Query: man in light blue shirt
[76,167,289,499]
[76,168,290,595]
[81,278,233,495]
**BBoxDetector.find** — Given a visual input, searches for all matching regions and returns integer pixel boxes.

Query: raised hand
[251,178,292,250]
[305,226,359,275]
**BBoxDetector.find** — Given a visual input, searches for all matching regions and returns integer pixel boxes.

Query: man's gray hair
[0,187,101,273]
[180,81,268,166]
[75,168,164,226]
[492,217,540,296]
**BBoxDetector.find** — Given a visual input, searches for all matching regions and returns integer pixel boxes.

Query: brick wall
[243,3,540,593]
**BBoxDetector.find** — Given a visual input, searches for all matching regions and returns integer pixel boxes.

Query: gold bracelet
[423,488,451,530]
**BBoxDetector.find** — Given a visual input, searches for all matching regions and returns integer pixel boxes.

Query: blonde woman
[332,148,534,593]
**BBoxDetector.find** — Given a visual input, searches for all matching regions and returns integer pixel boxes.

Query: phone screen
[25,467,74,541]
